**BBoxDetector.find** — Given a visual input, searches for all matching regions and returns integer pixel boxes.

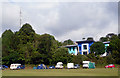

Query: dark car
[17,65,25,69]
[74,64,80,69]
[2,65,8,69]
[49,66,55,69]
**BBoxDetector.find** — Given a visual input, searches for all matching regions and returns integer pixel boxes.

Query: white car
[55,62,63,69]
[10,64,21,70]
[83,61,90,68]
[67,63,74,69]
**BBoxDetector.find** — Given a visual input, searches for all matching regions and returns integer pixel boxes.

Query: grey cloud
[45,2,117,38]
[1,2,118,41]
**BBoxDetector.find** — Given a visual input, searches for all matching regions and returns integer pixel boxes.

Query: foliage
[108,35,120,64]
[99,37,108,42]
[62,39,74,46]
[87,37,94,41]
[2,29,15,57]
[52,47,72,65]
[72,54,88,64]
[90,42,105,55]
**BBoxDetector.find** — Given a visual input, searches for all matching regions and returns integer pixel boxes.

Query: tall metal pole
[20,8,22,27]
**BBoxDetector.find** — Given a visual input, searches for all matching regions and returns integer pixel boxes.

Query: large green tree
[108,35,120,64]
[90,42,105,55]
[37,33,58,65]
[2,29,14,57]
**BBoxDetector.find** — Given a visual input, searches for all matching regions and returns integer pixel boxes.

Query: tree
[37,33,58,65]
[99,37,108,42]
[87,37,94,41]
[62,39,74,46]
[118,33,120,39]
[52,47,72,65]
[2,29,15,57]
[90,42,105,55]
[106,33,117,40]
[16,23,35,44]
[108,35,120,64]
[72,54,88,64]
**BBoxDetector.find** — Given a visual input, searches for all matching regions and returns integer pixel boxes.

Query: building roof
[76,40,95,43]
[64,45,77,48]
[103,41,110,44]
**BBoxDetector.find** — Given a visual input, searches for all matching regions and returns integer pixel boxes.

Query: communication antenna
[20,7,22,27]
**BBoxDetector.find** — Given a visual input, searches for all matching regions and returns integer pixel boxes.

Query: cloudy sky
[1,0,118,42]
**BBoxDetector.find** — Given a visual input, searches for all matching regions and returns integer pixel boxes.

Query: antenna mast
[20,8,22,27]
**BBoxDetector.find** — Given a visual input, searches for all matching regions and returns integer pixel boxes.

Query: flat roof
[76,40,95,43]
[103,41,110,44]
[64,45,77,48]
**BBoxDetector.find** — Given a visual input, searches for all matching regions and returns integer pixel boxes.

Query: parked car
[105,64,115,68]
[74,64,80,69]
[83,61,95,69]
[55,62,63,69]
[83,61,90,68]
[67,63,74,69]
[2,65,8,69]
[49,66,55,69]
[10,64,25,70]
[17,65,25,69]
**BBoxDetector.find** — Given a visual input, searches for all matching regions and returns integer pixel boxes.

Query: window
[79,47,81,50]
[69,47,71,51]
[83,52,87,55]
[83,45,87,50]
[73,47,75,51]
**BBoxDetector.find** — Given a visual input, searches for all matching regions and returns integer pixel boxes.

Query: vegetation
[87,37,94,41]
[1,23,120,66]
[90,42,105,55]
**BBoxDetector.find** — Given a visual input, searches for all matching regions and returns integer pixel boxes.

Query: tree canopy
[90,42,105,55]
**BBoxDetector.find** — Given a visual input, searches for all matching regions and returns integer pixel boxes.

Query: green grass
[2,68,118,76]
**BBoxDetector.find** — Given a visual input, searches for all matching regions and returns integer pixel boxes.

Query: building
[100,41,110,57]
[103,41,110,52]
[76,40,94,55]
[65,45,78,55]
[64,40,110,56]
[64,40,94,55]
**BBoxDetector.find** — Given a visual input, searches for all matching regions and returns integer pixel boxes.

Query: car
[2,65,8,69]
[74,64,80,69]
[105,64,115,68]
[17,65,25,69]
[83,61,90,68]
[55,62,63,69]
[10,64,21,70]
[49,66,55,69]
[67,63,74,69]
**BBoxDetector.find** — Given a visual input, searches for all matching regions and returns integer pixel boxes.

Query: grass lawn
[2,68,118,76]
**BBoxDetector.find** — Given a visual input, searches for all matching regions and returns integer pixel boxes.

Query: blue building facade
[65,40,110,56]
[76,40,94,55]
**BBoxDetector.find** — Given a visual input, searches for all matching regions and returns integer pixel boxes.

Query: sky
[0,0,119,42]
